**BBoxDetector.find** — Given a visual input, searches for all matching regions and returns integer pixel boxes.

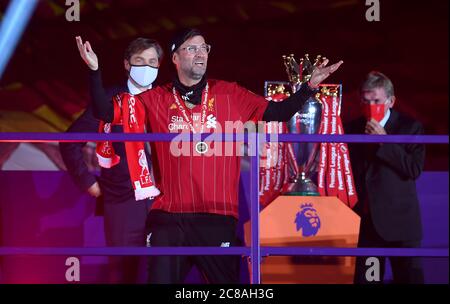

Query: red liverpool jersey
[136,80,268,219]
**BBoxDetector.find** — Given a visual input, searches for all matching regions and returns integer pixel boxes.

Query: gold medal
[195,141,208,154]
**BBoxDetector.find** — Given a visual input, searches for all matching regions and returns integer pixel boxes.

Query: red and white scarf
[96,93,160,200]
[317,87,358,208]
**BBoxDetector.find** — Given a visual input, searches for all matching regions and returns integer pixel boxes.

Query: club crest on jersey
[208,97,215,111]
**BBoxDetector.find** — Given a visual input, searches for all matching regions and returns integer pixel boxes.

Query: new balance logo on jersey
[206,114,217,129]
[181,91,194,101]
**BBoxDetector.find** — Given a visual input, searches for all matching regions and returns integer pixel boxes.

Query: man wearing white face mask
[129,64,159,89]
[126,50,159,92]
[59,37,163,283]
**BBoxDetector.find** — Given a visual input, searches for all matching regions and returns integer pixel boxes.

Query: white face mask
[129,65,158,87]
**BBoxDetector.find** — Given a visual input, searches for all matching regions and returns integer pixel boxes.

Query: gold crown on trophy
[282,53,325,85]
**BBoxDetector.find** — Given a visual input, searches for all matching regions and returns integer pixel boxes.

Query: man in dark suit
[59,37,163,283]
[346,71,425,284]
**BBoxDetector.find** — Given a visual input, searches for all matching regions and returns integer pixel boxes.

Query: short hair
[361,71,395,97]
[124,38,163,62]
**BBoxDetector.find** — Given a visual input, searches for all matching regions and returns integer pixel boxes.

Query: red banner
[318,86,358,208]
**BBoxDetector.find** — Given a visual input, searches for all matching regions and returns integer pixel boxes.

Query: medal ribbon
[172,83,209,134]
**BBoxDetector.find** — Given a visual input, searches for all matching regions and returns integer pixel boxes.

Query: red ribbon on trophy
[259,87,291,207]
[259,121,290,207]
[317,87,358,208]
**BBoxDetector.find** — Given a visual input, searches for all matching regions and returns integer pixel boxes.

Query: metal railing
[0,132,448,284]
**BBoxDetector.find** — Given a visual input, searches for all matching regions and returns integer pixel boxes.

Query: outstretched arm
[263,59,343,122]
[76,36,114,122]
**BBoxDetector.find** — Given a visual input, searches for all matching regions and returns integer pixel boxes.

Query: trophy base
[284,191,320,196]
[284,178,320,196]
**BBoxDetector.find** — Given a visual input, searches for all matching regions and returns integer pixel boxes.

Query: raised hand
[309,57,343,87]
[365,118,387,135]
[75,36,98,71]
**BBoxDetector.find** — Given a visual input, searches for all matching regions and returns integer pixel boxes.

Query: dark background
[0,0,448,169]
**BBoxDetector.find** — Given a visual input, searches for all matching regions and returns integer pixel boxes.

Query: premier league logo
[295,203,321,237]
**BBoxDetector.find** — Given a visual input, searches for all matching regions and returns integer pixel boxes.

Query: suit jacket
[345,110,425,242]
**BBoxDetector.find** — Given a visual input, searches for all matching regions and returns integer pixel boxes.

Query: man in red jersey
[89,28,343,283]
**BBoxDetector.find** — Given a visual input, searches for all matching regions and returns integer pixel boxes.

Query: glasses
[180,44,211,54]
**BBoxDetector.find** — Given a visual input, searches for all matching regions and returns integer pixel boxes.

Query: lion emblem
[295,203,321,237]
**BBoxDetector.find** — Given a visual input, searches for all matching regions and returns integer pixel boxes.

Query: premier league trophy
[283,54,324,196]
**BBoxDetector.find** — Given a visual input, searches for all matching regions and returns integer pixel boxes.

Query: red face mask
[361,103,386,122]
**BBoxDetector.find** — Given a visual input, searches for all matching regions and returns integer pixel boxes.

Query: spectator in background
[346,71,425,284]
[60,37,163,283]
